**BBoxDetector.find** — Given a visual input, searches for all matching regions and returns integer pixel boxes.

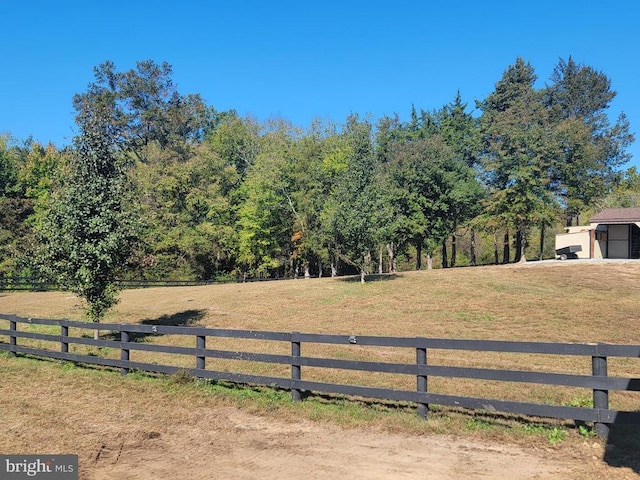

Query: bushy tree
[324,115,379,282]
[545,56,635,225]
[37,86,139,325]
[478,58,557,262]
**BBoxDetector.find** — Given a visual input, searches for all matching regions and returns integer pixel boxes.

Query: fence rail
[0,276,313,291]
[0,277,226,291]
[1,314,639,437]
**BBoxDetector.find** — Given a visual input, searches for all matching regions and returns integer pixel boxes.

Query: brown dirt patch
[87,408,576,480]
[1,356,637,480]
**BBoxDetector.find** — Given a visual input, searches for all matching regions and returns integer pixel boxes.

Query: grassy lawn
[1,261,639,475]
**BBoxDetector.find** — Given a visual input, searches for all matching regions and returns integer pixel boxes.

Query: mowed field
[1,261,639,479]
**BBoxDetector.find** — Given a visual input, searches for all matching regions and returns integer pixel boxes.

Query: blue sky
[2,1,639,169]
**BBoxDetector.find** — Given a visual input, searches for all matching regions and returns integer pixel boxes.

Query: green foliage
[545,56,635,225]
[3,57,635,281]
[465,417,496,431]
[479,58,558,262]
[81,60,213,162]
[324,115,380,281]
[578,424,597,437]
[36,81,140,322]
[546,427,567,444]
[236,121,296,276]
[132,142,239,280]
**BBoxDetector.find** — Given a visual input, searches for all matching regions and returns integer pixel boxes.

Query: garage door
[608,224,629,259]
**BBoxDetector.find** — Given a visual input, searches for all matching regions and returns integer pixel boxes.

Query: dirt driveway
[87,406,629,480]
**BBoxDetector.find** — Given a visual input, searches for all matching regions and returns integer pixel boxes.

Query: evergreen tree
[478,58,556,262]
[545,56,635,225]
[435,93,484,266]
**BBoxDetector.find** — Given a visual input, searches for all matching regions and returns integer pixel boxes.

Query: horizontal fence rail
[0,277,225,291]
[1,314,639,437]
[0,276,318,292]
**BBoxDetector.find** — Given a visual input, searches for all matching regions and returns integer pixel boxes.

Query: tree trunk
[304,263,311,279]
[516,225,527,263]
[503,231,510,264]
[331,259,337,277]
[415,242,422,270]
[318,259,323,278]
[493,232,500,265]
[450,233,457,268]
[386,243,396,273]
[426,253,433,270]
[539,223,545,261]
[566,214,573,227]
[470,228,477,266]
[441,239,448,269]
[514,230,522,263]
[378,245,384,274]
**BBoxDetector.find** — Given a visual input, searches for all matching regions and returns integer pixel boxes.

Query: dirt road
[87,407,619,480]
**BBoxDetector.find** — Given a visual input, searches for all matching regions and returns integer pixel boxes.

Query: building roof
[589,207,640,224]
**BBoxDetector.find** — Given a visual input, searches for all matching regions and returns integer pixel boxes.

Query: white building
[555,208,640,259]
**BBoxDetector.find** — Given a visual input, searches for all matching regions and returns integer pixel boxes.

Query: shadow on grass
[338,273,401,283]
[604,421,640,474]
[103,309,207,342]
[141,309,207,327]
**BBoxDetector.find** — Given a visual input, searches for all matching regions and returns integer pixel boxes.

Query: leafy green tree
[37,84,140,325]
[0,137,67,277]
[598,166,640,209]
[85,60,213,162]
[0,135,20,196]
[236,119,296,277]
[324,115,379,282]
[285,119,337,277]
[434,93,484,266]
[544,56,635,225]
[384,136,461,269]
[0,135,21,274]
[478,58,557,262]
[206,111,261,178]
[132,143,239,279]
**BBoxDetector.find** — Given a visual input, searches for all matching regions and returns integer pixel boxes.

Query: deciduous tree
[37,84,140,326]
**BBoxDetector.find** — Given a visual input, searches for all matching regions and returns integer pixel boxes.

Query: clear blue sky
[2,1,639,169]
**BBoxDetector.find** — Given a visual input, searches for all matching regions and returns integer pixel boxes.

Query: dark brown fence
[0,277,224,291]
[0,276,307,292]
[1,314,638,437]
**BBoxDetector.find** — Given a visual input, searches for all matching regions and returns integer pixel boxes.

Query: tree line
[0,56,637,319]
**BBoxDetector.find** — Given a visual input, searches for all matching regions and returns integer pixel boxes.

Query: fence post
[9,319,17,357]
[291,332,301,402]
[196,335,206,372]
[416,339,428,419]
[61,324,69,354]
[120,330,130,376]
[592,354,609,438]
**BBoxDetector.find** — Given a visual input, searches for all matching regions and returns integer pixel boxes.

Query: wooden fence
[0,277,224,291]
[1,314,639,437]
[0,276,304,292]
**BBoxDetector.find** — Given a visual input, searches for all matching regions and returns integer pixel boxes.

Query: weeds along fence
[1,313,639,437]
